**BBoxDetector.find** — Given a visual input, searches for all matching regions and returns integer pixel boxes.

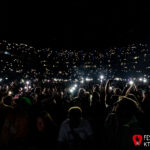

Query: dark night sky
[1,1,150,48]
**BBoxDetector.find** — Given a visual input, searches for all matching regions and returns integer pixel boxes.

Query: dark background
[1,1,150,48]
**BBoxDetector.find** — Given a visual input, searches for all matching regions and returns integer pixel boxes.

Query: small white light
[115,78,120,81]
[69,88,74,93]
[139,78,143,81]
[109,87,113,90]
[21,79,25,83]
[72,87,76,91]
[129,80,134,85]
[54,78,57,81]
[8,91,12,95]
[100,75,104,80]
[0,78,2,82]
[85,78,89,81]
[24,86,28,89]
[85,78,92,81]
[74,84,77,88]
[143,78,147,83]
[26,81,30,85]
[80,80,84,84]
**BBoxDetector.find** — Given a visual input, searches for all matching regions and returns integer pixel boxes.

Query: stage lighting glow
[139,78,143,81]
[0,78,2,82]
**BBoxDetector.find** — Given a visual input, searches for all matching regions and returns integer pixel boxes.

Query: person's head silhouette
[68,106,82,128]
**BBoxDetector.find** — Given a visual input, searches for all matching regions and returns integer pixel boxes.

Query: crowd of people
[0,79,150,150]
[0,40,150,149]
[1,40,150,81]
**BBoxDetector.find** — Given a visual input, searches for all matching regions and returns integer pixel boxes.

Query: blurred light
[85,78,90,81]
[143,78,147,83]
[69,84,77,93]
[0,78,2,82]
[115,78,120,81]
[26,81,30,85]
[72,87,76,91]
[21,79,25,83]
[28,86,31,89]
[139,78,143,81]
[8,91,12,95]
[69,89,74,93]
[5,77,8,80]
[129,80,134,85]
[74,79,78,82]
[4,51,10,55]
[54,78,57,81]
[85,78,93,81]
[109,86,113,90]
[24,86,28,89]
[100,75,104,80]
[80,80,84,84]
[74,84,77,88]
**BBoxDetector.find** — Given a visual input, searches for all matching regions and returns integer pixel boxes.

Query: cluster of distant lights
[129,77,148,85]
[20,79,32,90]
[0,76,149,84]
[69,84,78,93]
[0,75,149,95]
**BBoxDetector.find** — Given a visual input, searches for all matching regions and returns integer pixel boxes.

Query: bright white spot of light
[100,75,104,80]
[8,91,12,95]
[80,80,84,83]
[26,81,30,85]
[74,84,77,88]
[4,51,10,55]
[129,80,134,85]
[69,88,74,93]
[85,78,93,81]
[109,87,113,90]
[143,78,147,83]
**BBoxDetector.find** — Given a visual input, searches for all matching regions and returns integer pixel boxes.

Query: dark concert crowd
[0,41,150,150]
[0,72,150,150]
